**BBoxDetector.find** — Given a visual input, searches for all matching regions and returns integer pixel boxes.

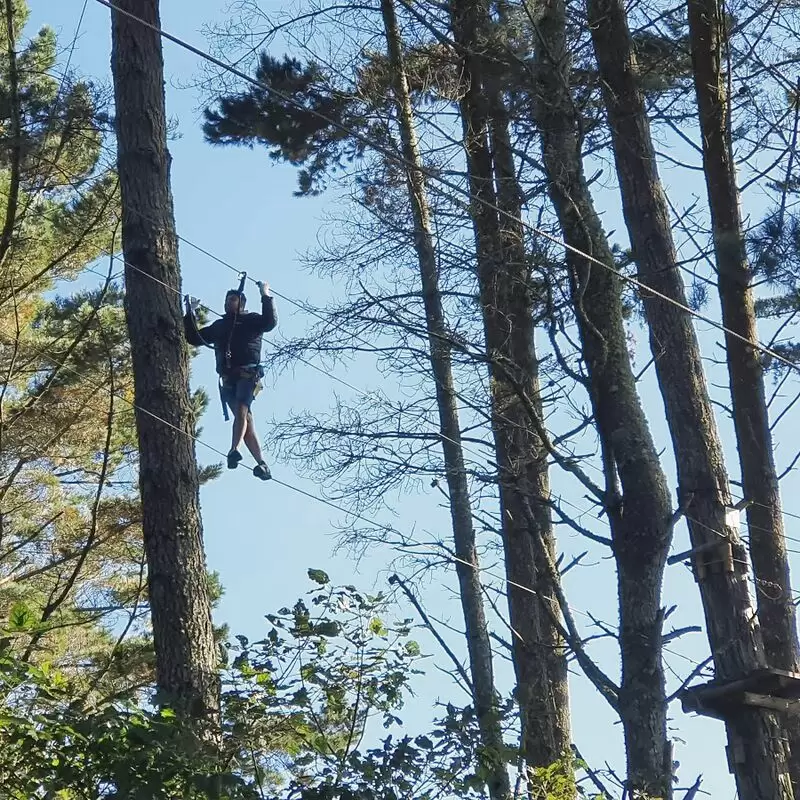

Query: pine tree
[681,0,798,789]
[446,0,572,778]
[527,0,680,792]
[109,0,219,725]
[379,0,510,794]
[587,0,795,792]
[0,0,152,696]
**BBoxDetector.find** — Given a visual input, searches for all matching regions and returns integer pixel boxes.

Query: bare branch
[389,573,473,694]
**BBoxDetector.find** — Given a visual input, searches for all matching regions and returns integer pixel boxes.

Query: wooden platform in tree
[680,668,800,719]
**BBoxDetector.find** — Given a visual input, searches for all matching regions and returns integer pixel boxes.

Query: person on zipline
[184,279,276,481]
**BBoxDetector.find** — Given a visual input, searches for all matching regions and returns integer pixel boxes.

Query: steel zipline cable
[94,0,800,377]
[12,0,788,662]
[15,0,798,554]
[0,0,762,705]
[3,318,721,672]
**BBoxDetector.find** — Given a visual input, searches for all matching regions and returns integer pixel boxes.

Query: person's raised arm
[183,296,216,347]
[255,281,277,333]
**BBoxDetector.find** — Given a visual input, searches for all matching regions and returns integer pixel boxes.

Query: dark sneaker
[253,462,272,481]
[227,450,243,470]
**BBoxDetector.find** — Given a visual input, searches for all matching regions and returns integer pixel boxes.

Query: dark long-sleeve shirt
[184,294,277,375]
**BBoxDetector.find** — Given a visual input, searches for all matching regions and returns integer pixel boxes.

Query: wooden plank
[680,693,726,720]
[680,668,800,718]
[740,692,800,715]
[683,669,800,702]
[668,540,727,566]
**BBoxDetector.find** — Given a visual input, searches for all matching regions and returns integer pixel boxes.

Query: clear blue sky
[31,0,800,796]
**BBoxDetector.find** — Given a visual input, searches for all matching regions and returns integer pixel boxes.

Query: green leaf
[314,621,341,637]
[308,568,330,585]
[404,641,421,657]
[292,687,310,706]
[7,601,34,632]
[368,617,387,636]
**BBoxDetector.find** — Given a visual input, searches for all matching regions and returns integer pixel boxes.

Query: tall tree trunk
[448,0,572,778]
[379,2,510,796]
[486,79,572,777]
[687,0,800,788]
[110,0,220,725]
[0,0,21,270]
[587,0,796,793]
[687,0,798,665]
[531,0,676,794]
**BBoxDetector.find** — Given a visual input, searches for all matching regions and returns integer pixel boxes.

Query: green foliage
[203,53,366,196]
[749,210,800,372]
[0,1,142,702]
[203,5,694,201]
[0,646,258,800]
[527,755,579,800]
[356,42,463,103]
[0,577,511,800]
[631,26,692,94]
[6,601,34,632]
[4,5,104,192]
[307,568,330,585]
[229,581,420,761]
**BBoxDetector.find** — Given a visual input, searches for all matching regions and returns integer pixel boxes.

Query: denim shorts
[220,371,259,412]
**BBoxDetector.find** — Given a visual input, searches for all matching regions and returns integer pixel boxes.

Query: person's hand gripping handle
[184,295,201,313]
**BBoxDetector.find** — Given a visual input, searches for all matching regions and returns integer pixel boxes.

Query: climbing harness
[216,272,266,420]
[218,364,265,422]
[224,271,248,371]
[184,271,266,421]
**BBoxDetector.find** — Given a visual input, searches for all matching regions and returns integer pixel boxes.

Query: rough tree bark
[531,0,677,794]
[110,0,220,724]
[448,0,573,777]
[484,62,572,781]
[688,0,799,677]
[687,0,799,666]
[587,0,796,793]
[0,0,21,270]
[686,0,800,788]
[379,1,511,796]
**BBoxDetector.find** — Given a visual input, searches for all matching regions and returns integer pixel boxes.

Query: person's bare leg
[242,411,264,463]
[231,402,248,453]
[244,411,271,479]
